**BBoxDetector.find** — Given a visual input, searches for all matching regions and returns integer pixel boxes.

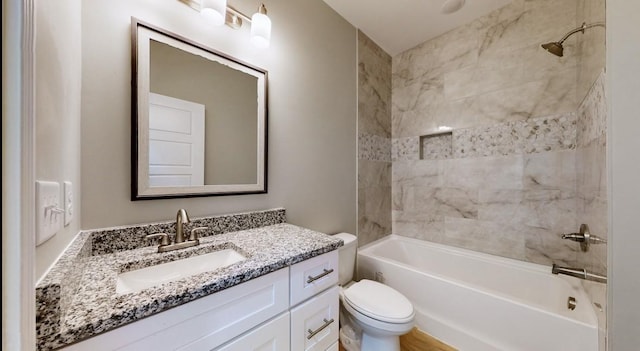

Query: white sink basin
[116,249,246,294]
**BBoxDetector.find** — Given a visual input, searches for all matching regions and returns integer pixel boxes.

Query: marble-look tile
[358,30,392,137]
[358,186,392,247]
[392,210,444,242]
[421,133,452,160]
[392,0,579,140]
[392,136,420,161]
[358,159,391,188]
[448,75,577,129]
[522,0,579,47]
[479,189,577,234]
[477,189,531,225]
[577,70,606,147]
[405,187,478,219]
[444,62,524,101]
[523,149,576,191]
[388,0,606,285]
[576,137,607,197]
[443,155,523,189]
[524,225,578,267]
[358,132,391,162]
[443,217,525,261]
[392,159,442,188]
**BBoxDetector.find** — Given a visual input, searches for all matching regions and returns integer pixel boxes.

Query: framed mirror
[132,18,267,200]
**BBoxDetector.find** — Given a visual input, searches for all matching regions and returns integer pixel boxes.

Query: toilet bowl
[334,233,415,351]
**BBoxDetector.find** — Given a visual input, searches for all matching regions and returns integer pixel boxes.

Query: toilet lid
[343,279,414,324]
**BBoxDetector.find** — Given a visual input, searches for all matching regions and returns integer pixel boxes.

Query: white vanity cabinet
[217,250,340,351]
[214,312,291,351]
[61,251,339,351]
[289,251,340,351]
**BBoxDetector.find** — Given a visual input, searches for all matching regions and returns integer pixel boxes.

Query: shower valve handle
[561,233,587,242]
[561,224,606,252]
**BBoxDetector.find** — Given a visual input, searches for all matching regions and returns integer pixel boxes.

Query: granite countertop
[37,219,342,350]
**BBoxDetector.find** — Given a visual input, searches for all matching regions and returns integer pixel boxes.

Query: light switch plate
[36,181,63,246]
[64,181,73,226]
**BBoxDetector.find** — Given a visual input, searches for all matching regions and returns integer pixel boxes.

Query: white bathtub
[356,235,599,351]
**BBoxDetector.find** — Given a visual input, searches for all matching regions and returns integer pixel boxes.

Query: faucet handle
[561,224,606,252]
[146,233,170,246]
[189,227,208,242]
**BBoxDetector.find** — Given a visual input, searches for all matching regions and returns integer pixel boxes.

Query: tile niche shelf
[419,131,453,160]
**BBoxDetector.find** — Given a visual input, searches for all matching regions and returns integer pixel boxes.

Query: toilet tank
[333,233,357,286]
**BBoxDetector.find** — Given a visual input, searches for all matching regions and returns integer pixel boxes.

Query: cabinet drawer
[290,250,338,306]
[215,312,290,351]
[290,286,339,351]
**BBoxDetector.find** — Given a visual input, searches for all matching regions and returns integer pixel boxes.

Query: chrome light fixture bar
[180,0,272,48]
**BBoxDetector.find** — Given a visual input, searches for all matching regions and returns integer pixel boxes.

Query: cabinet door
[215,312,290,351]
[290,286,339,351]
[290,251,339,306]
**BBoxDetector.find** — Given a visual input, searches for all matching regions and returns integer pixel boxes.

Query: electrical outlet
[36,181,63,246]
[64,181,73,226]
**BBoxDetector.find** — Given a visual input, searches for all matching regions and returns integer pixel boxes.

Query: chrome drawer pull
[307,318,334,339]
[307,268,334,283]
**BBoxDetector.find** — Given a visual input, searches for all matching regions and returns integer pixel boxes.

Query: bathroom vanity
[36,209,342,351]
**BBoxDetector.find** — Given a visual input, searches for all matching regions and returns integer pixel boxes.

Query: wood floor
[338,327,457,351]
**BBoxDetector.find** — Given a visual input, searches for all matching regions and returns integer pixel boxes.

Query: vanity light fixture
[200,0,227,26]
[250,4,271,49]
[196,0,272,48]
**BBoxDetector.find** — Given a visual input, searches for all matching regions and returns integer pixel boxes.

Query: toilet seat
[343,280,414,324]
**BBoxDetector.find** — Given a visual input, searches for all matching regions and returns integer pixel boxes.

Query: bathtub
[356,235,599,351]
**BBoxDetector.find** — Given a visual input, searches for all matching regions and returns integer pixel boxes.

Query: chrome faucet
[551,264,607,284]
[146,209,208,253]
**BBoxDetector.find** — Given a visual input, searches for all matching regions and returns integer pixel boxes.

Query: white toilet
[334,233,415,351]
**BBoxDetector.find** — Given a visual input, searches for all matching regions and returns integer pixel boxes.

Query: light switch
[64,181,73,226]
[36,181,63,246]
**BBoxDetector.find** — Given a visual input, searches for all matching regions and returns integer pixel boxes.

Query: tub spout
[551,264,607,284]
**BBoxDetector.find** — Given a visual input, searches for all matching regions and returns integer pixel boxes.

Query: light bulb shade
[201,0,227,26]
[250,12,271,48]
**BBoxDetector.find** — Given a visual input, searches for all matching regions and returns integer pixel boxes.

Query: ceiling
[322,0,513,56]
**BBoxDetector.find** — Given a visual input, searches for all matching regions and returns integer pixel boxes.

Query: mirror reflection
[132,19,267,199]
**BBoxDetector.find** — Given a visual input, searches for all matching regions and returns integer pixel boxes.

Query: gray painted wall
[35,0,82,279]
[36,0,357,281]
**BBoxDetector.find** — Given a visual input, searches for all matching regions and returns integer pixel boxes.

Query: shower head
[541,41,564,57]
[541,21,605,57]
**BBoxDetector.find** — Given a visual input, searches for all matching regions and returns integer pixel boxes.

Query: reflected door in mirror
[148,93,205,187]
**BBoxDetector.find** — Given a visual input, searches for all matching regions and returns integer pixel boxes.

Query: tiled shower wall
[357,30,392,247]
[390,0,607,271]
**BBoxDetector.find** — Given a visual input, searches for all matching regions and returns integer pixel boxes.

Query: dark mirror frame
[131,18,268,200]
